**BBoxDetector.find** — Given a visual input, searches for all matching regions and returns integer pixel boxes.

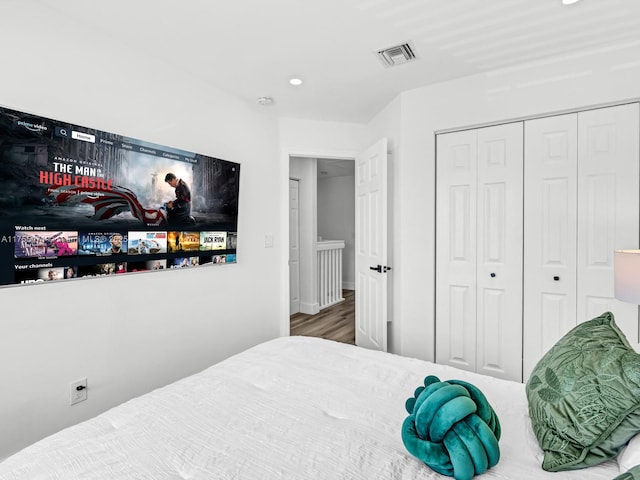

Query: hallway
[290,289,355,345]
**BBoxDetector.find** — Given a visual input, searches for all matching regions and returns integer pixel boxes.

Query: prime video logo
[17,120,48,132]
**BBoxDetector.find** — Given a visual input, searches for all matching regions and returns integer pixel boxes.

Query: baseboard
[300,302,320,315]
[343,282,355,290]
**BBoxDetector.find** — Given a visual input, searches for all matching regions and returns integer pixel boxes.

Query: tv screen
[0,106,240,286]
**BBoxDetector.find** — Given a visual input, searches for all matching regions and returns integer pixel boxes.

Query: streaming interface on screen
[0,106,240,286]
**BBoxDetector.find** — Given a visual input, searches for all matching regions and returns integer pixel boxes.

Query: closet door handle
[553,276,560,281]
[490,273,496,278]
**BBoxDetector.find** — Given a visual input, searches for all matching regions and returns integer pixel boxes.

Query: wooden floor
[290,289,355,345]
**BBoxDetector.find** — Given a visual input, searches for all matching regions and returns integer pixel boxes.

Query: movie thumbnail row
[16,254,236,284]
[14,230,237,259]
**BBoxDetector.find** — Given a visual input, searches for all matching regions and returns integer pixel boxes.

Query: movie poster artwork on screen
[0,106,240,286]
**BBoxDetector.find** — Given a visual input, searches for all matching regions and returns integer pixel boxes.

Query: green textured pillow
[615,464,640,480]
[526,311,640,472]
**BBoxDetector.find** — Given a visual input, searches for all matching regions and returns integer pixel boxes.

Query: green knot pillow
[401,375,501,480]
[526,311,640,472]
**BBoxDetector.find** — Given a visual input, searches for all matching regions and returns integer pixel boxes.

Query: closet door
[436,123,524,381]
[523,114,578,381]
[475,123,523,381]
[577,103,639,345]
[436,129,478,372]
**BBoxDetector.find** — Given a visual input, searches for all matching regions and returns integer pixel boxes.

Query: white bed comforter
[0,336,621,479]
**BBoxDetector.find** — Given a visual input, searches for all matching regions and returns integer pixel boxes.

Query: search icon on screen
[55,127,69,137]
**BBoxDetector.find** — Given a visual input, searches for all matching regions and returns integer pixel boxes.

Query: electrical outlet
[69,378,87,405]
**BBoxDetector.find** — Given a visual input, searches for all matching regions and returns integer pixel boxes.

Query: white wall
[375,42,640,361]
[317,175,355,289]
[0,13,283,459]
[279,118,368,157]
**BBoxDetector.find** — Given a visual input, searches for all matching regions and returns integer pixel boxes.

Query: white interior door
[523,113,578,380]
[577,103,639,344]
[475,123,523,381]
[436,123,523,382]
[289,178,301,314]
[435,129,478,372]
[355,138,388,351]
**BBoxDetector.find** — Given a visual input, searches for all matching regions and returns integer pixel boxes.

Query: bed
[0,333,632,480]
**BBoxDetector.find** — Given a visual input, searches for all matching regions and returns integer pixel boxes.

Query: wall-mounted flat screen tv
[0,106,240,286]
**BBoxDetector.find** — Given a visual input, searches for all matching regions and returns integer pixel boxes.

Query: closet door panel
[523,114,578,381]
[476,122,523,381]
[578,103,639,345]
[436,130,477,372]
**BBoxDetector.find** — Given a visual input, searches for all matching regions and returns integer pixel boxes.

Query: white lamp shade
[615,250,640,304]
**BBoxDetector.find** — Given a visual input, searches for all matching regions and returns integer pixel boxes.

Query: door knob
[370,265,392,273]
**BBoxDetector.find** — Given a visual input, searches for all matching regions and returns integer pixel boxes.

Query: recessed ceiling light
[562,0,581,4]
[289,77,303,86]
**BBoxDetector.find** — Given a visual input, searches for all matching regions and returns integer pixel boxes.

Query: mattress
[0,336,621,479]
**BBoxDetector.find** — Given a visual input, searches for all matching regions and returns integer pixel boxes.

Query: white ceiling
[5,0,640,124]
[318,159,355,178]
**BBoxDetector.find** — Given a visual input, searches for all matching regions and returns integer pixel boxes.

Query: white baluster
[317,241,346,310]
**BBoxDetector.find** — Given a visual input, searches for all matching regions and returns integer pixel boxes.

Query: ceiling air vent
[376,42,417,67]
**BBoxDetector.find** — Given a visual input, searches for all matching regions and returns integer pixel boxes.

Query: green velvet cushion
[615,464,640,480]
[526,311,640,471]
[402,375,501,480]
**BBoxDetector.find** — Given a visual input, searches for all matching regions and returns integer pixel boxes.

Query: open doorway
[290,290,355,344]
[289,156,355,345]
